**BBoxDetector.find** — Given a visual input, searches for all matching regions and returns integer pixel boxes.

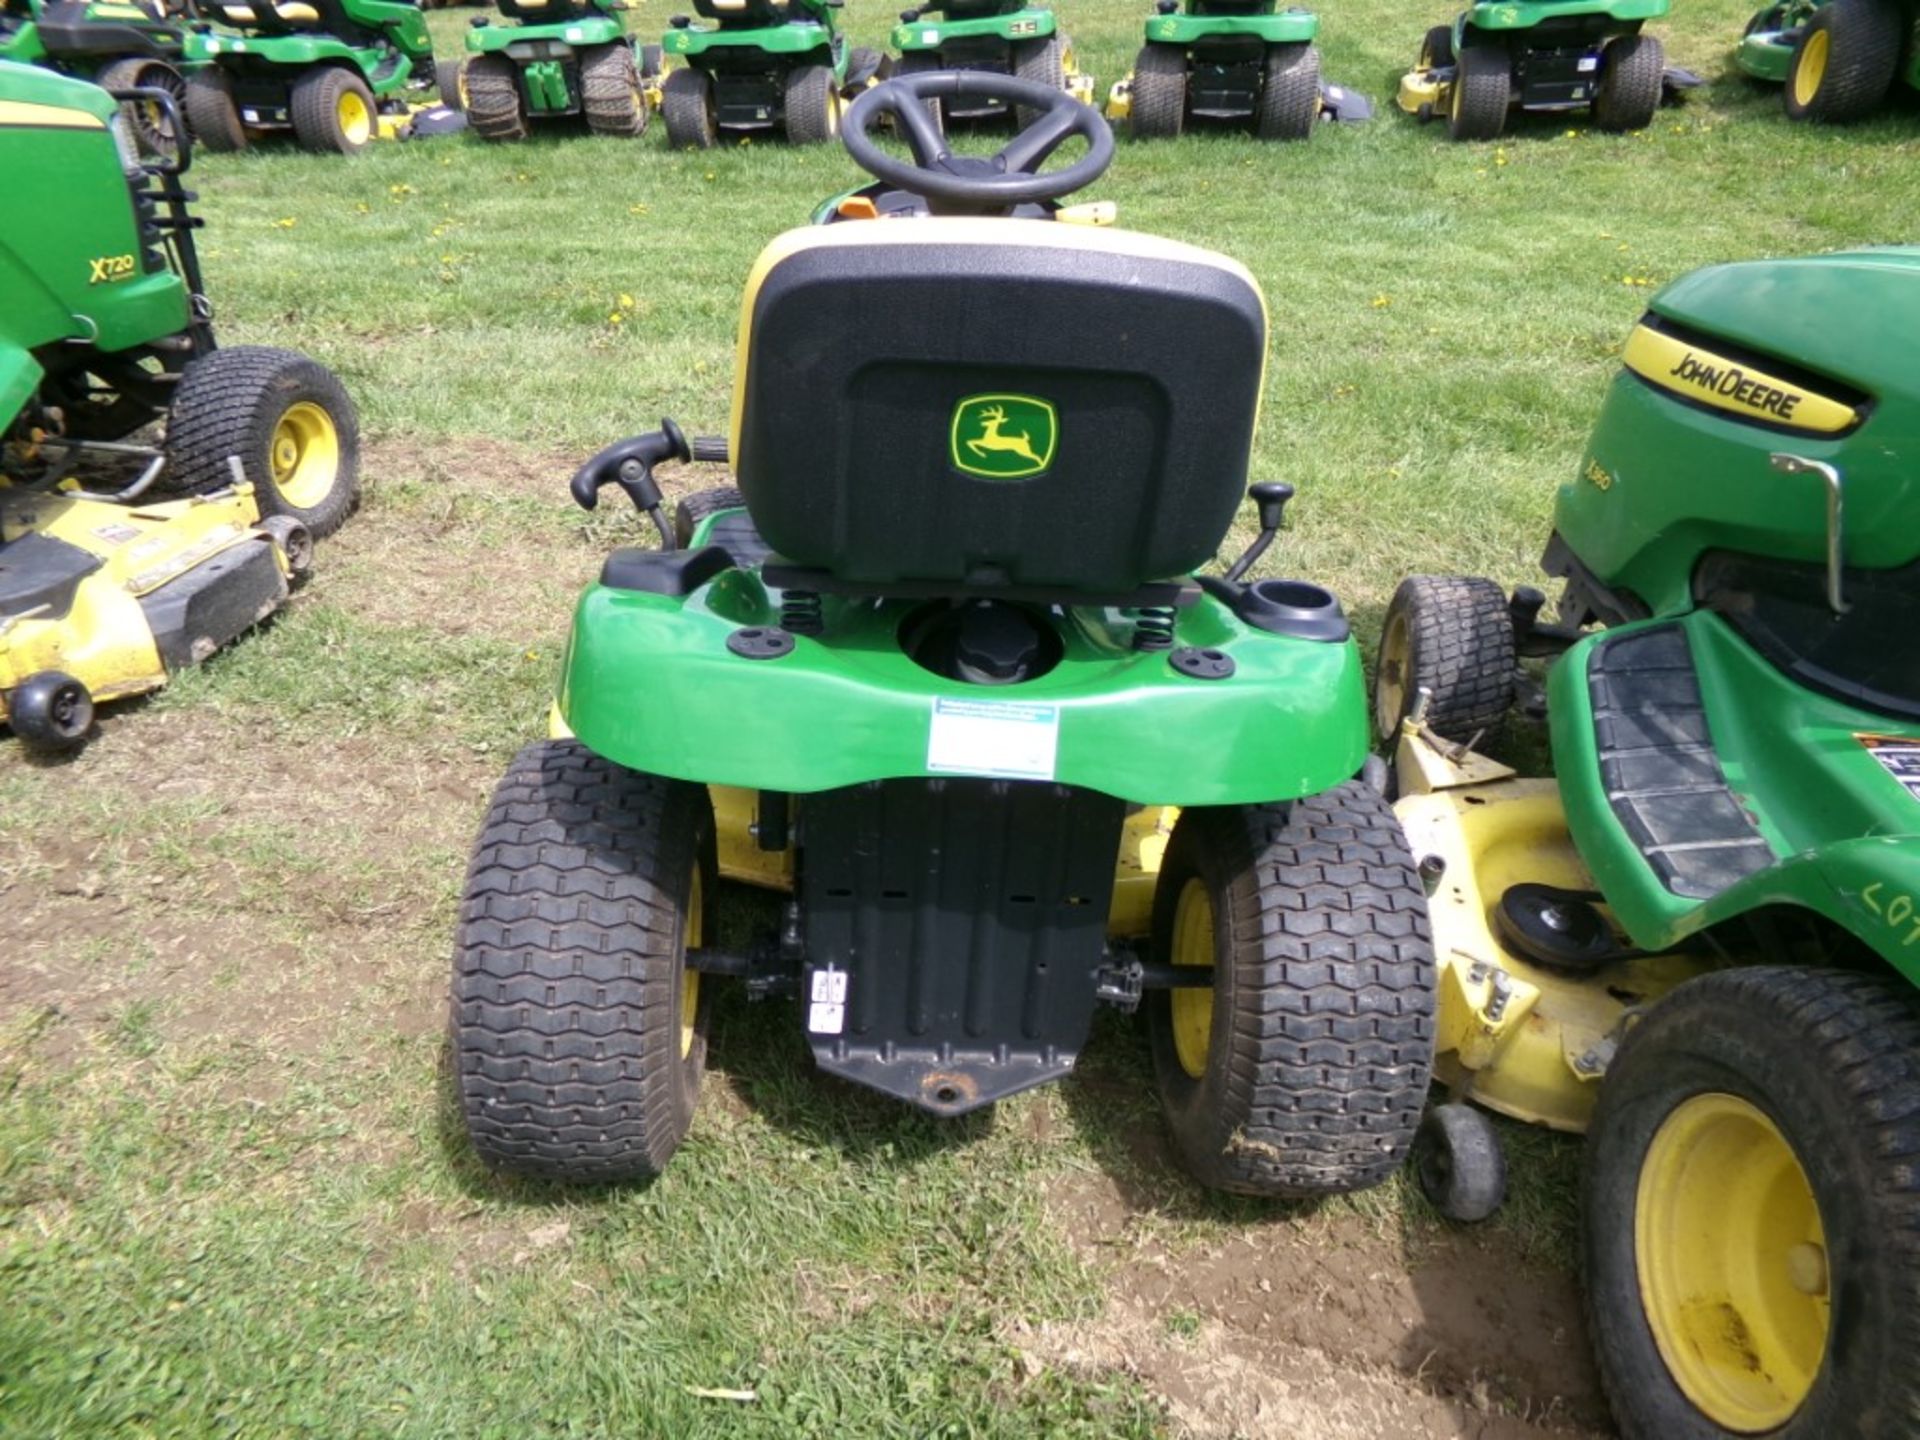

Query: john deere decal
[950,394,1057,480]
[1621,325,1859,435]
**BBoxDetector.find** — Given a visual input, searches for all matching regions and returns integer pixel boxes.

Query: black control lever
[1222,482,1294,583]
[570,417,691,550]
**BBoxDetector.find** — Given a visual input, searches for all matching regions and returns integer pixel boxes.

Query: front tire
[165,346,361,538]
[1129,43,1186,139]
[581,42,648,137]
[1447,43,1509,140]
[662,66,717,149]
[1592,31,1663,131]
[451,741,715,1184]
[1783,0,1902,121]
[290,66,378,154]
[1255,41,1320,140]
[183,66,247,152]
[1584,967,1920,1439]
[1146,784,1436,1198]
[1011,34,1066,126]
[1373,574,1515,744]
[96,57,187,158]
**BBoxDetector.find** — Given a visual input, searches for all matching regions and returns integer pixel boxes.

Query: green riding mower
[1374,246,1920,1437]
[1,0,193,155]
[449,71,1439,1200]
[460,0,659,141]
[1105,0,1343,140]
[658,0,880,148]
[179,0,436,152]
[1738,0,1920,122]
[886,0,1092,128]
[1,61,359,752]
[1396,0,1670,140]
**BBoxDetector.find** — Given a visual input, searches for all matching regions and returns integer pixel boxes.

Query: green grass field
[2,2,1917,1434]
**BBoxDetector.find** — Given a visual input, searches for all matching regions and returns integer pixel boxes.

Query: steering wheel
[841,72,1113,212]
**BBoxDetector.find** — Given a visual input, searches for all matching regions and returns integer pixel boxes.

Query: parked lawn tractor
[450,71,1437,1200]
[1,62,359,752]
[1738,0,1920,122]
[1396,0,1668,140]
[1376,247,1920,1437]
[1,0,192,155]
[460,0,658,141]
[886,0,1091,128]
[658,0,880,148]
[1106,0,1327,140]
[179,0,436,152]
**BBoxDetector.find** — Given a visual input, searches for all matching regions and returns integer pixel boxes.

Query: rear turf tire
[581,42,647,137]
[183,66,247,152]
[1255,41,1320,140]
[1783,0,1902,122]
[1447,43,1509,140]
[1146,783,1436,1198]
[783,62,838,144]
[165,346,361,539]
[673,486,747,549]
[290,66,378,154]
[464,54,529,141]
[1592,31,1663,131]
[1129,42,1186,138]
[1584,967,1920,1439]
[435,58,465,110]
[1011,35,1066,126]
[451,740,715,1185]
[1373,574,1516,744]
[97,56,186,158]
[1419,22,1455,68]
[662,66,717,149]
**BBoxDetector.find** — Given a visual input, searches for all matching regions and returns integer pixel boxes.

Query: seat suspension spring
[1131,605,1176,652]
[781,590,824,636]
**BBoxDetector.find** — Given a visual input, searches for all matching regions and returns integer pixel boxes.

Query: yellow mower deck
[1393,721,1709,1131]
[0,484,292,722]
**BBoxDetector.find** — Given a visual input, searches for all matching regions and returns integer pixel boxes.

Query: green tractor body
[179,0,435,152]
[1396,0,1670,139]
[0,60,359,750]
[887,1,1090,123]
[1375,248,1920,1433]
[1,0,194,154]
[659,0,875,147]
[1108,0,1326,140]
[460,0,654,141]
[1737,0,1920,122]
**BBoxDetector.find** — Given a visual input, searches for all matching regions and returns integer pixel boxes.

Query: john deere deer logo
[949,393,1058,480]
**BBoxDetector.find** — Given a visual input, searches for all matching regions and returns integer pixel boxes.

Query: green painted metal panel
[1464,0,1667,30]
[466,14,624,54]
[1139,10,1317,45]
[663,21,833,58]
[891,7,1055,52]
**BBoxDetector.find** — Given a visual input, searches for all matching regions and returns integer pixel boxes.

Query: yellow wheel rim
[680,867,703,1060]
[1169,877,1215,1080]
[826,89,841,138]
[336,87,372,145]
[1792,27,1829,109]
[1636,1093,1829,1431]
[1375,609,1410,739]
[268,401,340,510]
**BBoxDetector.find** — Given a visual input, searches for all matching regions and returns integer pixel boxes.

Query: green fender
[466,14,626,53]
[663,22,836,61]
[892,7,1056,52]
[1462,0,1667,31]
[1805,837,1920,987]
[1141,11,1317,45]
[0,343,45,431]
[0,22,49,63]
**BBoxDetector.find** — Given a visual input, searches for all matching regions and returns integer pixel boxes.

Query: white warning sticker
[926,696,1061,781]
[1862,734,1920,805]
[807,967,847,1034]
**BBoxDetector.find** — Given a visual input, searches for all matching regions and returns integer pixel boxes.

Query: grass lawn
[1,0,1916,1434]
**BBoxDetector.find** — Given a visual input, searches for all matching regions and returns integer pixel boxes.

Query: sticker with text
[806,966,847,1035]
[1861,733,1920,805]
[926,696,1060,781]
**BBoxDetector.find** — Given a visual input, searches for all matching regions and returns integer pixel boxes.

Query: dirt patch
[1038,1171,1607,1440]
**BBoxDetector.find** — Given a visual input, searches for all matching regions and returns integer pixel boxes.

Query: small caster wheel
[8,670,95,754]
[260,515,315,580]
[1416,1102,1506,1222]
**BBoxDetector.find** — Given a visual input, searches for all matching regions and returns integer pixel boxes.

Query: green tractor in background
[460,0,658,142]
[1737,0,1920,122]
[1375,247,1920,1436]
[1396,0,1669,140]
[0,0,193,155]
[1,61,359,751]
[658,0,881,148]
[886,0,1092,127]
[179,0,437,152]
[1106,0,1327,140]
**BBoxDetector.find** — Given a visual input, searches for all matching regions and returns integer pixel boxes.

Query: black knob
[669,12,690,24]
[1155,1,1178,12]
[900,7,919,18]
[1248,481,1295,532]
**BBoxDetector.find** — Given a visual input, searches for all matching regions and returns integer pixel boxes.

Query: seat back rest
[497,0,603,21]
[691,0,795,27]
[730,220,1267,595]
